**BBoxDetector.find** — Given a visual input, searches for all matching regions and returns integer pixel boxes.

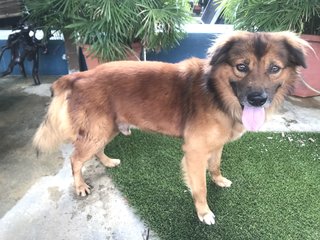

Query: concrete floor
[0,76,319,240]
[0,76,154,240]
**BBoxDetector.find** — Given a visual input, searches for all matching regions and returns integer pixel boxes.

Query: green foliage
[107,130,320,239]
[218,0,320,35]
[25,0,191,61]
[25,0,78,37]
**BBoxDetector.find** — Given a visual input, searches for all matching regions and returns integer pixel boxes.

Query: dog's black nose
[247,92,268,107]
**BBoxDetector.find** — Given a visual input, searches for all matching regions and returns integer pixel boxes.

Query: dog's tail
[33,75,76,153]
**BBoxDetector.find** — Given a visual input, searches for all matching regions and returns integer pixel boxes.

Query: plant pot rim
[301,34,320,42]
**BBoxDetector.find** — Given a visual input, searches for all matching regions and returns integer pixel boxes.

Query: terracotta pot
[82,42,142,70]
[292,34,320,97]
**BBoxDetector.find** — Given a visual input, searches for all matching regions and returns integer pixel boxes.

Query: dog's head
[206,31,310,131]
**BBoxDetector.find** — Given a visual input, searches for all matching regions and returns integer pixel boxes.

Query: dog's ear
[282,32,311,68]
[207,36,236,66]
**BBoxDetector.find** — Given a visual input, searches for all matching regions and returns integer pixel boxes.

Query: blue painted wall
[147,32,219,63]
[0,28,226,75]
[0,39,68,76]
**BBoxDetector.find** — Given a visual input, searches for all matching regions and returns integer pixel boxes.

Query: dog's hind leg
[208,145,232,188]
[96,150,121,168]
[71,132,114,196]
[71,121,120,196]
[95,131,121,168]
[71,141,99,196]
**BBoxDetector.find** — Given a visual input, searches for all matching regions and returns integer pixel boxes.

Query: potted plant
[25,0,82,73]
[26,0,191,70]
[218,0,320,97]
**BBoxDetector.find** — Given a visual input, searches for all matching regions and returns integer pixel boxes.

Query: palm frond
[219,0,320,35]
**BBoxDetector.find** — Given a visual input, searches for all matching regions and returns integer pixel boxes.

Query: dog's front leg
[208,145,232,188]
[181,149,215,225]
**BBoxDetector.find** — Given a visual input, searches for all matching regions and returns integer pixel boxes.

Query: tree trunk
[63,31,79,73]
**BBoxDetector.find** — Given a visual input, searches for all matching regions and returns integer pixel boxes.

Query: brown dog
[33,31,309,225]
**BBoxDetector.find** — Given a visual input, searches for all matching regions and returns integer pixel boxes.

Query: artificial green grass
[106,131,320,240]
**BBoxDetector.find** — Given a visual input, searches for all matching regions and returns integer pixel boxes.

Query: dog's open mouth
[238,91,269,131]
[241,105,265,131]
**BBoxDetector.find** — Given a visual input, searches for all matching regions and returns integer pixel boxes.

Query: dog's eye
[269,65,281,74]
[236,64,249,73]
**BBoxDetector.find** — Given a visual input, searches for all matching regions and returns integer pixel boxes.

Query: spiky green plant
[25,0,191,61]
[25,0,77,38]
[218,0,320,35]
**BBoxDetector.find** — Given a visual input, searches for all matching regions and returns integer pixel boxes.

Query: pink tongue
[242,106,265,131]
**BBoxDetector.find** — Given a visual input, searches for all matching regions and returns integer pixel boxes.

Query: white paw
[214,176,232,188]
[198,211,215,225]
[104,158,121,168]
[110,158,121,167]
